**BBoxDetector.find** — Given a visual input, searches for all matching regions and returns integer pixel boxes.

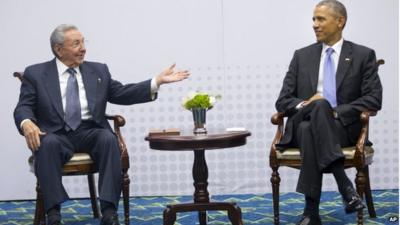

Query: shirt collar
[322,37,343,55]
[55,58,79,76]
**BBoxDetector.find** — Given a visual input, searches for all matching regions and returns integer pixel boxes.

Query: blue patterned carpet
[0,190,398,225]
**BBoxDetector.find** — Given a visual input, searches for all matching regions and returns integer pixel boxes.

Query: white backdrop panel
[0,0,397,200]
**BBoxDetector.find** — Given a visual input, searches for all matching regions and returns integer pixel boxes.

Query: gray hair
[50,24,78,57]
[317,0,347,28]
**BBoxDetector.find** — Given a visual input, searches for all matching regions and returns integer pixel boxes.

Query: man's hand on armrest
[21,119,46,152]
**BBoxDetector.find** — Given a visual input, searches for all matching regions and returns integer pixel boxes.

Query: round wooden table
[145,131,251,225]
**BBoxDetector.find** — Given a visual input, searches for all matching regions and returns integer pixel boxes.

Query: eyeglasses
[68,39,89,49]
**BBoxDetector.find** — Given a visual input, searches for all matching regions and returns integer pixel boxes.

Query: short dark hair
[316,0,347,28]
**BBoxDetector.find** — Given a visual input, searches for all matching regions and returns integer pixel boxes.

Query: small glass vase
[192,108,207,135]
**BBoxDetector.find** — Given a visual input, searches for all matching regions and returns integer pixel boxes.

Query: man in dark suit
[275,1,382,224]
[14,24,190,225]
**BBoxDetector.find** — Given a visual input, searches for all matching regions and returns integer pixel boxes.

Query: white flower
[209,96,216,105]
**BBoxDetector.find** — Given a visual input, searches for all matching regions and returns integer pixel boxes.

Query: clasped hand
[302,94,337,118]
[302,94,324,106]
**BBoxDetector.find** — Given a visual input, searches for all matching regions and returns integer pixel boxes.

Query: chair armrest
[105,114,126,128]
[270,112,285,144]
[13,72,24,81]
[354,111,377,162]
[360,111,377,120]
[269,112,285,168]
[271,112,284,125]
[359,111,377,142]
[106,114,129,171]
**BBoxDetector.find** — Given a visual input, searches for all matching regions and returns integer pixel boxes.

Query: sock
[100,200,116,216]
[47,204,61,223]
[47,204,60,215]
[304,196,320,217]
[329,159,353,194]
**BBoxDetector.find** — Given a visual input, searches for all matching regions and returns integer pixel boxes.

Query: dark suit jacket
[275,40,382,146]
[14,59,155,134]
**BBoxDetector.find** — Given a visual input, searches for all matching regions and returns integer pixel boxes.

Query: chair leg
[355,167,366,225]
[270,166,281,225]
[87,174,101,218]
[363,166,376,218]
[35,180,46,225]
[122,171,130,225]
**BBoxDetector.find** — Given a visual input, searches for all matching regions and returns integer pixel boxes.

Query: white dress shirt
[316,38,343,95]
[296,38,343,110]
[56,58,92,120]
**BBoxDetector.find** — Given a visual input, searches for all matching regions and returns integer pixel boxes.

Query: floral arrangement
[182,91,221,110]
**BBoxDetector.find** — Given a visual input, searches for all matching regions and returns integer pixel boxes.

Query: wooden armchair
[269,59,384,225]
[14,72,131,225]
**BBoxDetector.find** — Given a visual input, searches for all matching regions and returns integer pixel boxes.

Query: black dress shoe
[100,213,120,225]
[47,207,62,225]
[47,221,62,225]
[47,216,62,225]
[342,186,365,214]
[296,215,322,225]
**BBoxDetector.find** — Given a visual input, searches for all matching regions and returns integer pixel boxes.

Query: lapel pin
[98,78,101,83]
[345,58,351,62]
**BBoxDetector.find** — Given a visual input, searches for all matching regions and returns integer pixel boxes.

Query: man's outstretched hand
[155,64,190,87]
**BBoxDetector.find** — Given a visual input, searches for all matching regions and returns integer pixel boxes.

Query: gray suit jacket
[275,40,382,146]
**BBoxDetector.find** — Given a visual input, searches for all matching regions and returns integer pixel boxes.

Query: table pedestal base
[145,132,251,225]
[163,202,243,225]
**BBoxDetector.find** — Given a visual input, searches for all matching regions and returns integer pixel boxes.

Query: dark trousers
[291,99,352,199]
[34,121,122,212]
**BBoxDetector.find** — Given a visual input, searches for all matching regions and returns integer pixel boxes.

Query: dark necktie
[323,48,337,107]
[65,68,81,131]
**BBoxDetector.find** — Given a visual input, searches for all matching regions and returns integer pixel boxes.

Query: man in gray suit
[14,24,190,225]
[275,1,382,224]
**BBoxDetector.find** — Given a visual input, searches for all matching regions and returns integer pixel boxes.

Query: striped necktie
[65,68,81,131]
